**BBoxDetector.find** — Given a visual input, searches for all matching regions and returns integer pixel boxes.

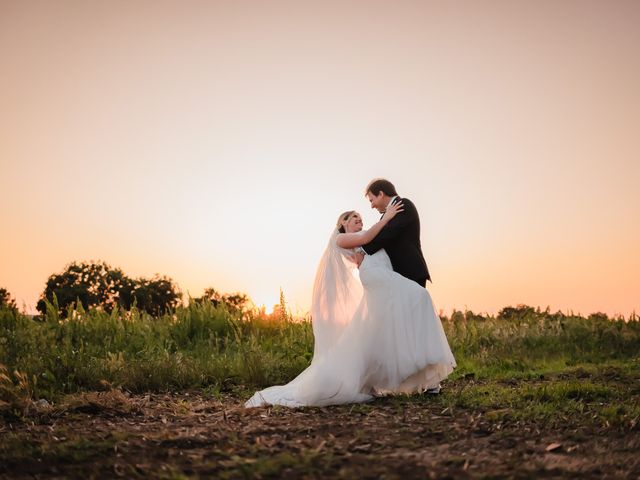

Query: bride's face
[343,213,363,233]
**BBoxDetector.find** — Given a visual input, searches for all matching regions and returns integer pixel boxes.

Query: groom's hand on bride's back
[343,250,365,266]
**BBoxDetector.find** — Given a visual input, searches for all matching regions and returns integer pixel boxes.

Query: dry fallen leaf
[545,442,562,452]
[314,440,326,453]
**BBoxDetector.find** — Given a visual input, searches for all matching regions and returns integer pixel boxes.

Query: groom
[359,179,440,395]
[359,179,431,287]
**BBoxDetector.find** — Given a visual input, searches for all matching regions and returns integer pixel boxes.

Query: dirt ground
[1,385,638,479]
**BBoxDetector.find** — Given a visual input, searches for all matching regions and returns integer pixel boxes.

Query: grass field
[1,302,639,478]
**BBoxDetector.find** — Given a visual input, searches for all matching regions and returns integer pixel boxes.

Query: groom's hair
[365,179,397,197]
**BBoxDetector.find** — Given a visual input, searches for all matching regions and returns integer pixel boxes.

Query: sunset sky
[1,1,639,317]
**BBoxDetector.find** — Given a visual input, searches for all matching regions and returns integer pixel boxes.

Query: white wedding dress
[244,231,456,408]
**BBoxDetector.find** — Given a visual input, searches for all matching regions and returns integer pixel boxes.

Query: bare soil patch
[1,382,638,479]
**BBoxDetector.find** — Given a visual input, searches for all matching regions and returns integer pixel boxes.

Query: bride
[244,204,456,408]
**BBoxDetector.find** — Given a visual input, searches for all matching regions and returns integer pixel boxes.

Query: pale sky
[1,0,639,316]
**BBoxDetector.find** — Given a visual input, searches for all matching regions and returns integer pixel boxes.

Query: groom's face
[366,191,387,213]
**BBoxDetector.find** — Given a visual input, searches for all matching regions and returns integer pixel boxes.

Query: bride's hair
[336,210,356,233]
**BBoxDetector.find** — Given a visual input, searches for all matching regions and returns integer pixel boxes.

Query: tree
[0,288,17,311]
[36,261,129,316]
[121,275,182,317]
[193,287,250,313]
[37,261,182,317]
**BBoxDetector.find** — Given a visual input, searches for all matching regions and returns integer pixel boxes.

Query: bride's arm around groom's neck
[336,203,403,249]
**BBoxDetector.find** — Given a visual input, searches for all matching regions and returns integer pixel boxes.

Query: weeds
[0,302,638,411]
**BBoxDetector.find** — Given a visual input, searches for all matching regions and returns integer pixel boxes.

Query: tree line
[0,261,249,318]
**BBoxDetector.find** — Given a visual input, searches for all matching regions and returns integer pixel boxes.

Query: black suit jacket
[361,197,431,286]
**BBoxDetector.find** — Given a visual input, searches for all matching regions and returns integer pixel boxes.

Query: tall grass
[445,309,640,378]
[0,300,312,402]
[1,301,639,405]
